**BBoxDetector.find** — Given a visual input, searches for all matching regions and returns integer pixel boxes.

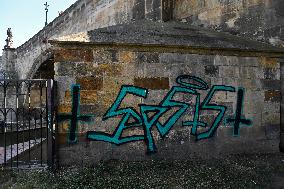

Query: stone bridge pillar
[1,47,17,79]
[280,59,284,152]
[1,48,18,122]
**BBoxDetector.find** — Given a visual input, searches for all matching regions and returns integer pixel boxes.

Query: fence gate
[0,78,56,169]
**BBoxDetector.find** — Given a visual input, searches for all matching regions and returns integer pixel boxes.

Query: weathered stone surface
[173,0,284,47]
[92,63,123,77]
[137,52,160,63]
[61,21,284,55]
[261,79,281,90]
[57,104,72,114]
[65,90,98,104]
[134,77,170,90]
[93,50,114,64]
[119,51,136,63]
[76,76,103,90]
[204,65,219,77]
[54,62,76,76]
[265,124,280,140]
[55,49,93,62]
[260,57,279,68]
[264,68,280,80]
[16,0,172,80]
[264,90,281,102]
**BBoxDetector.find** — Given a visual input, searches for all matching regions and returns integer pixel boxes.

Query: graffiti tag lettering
[59,75,252,154]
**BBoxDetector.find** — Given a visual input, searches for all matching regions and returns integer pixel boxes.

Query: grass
[1,153,284,189]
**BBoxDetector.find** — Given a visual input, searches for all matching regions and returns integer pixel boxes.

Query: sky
[0,0,77,49]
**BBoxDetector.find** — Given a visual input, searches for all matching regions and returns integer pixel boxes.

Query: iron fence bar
[21,106,25,167]
[54,81,58,170]
[16,81,19,168]
[47,79,54,170]
[10,111,13,168]
[45,81,48,167]
[3,80,7,167]
[40,81,43,167]
[28,82,31,168]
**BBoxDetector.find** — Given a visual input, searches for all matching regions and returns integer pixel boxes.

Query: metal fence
[0,78,56,169]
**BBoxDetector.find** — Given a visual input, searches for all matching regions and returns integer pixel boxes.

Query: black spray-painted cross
[57,84,94,144]
[226,88,252,136]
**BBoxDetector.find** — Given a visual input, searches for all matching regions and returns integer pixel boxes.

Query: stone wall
[53,43,280,166]
[173,0,284,47]
[15,0,168,79]
[14,0,284,80]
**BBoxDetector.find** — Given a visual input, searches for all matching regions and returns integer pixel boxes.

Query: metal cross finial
[44,2,49,26]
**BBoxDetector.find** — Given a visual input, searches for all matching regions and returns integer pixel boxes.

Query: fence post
[47,79,55,169]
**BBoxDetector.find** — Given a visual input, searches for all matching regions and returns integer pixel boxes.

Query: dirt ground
[1,152,284,189]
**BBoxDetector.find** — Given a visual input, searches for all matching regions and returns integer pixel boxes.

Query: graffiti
[87,85,148,144]
[58,75,252,153]
[57,84,94,144]
[85,75,252,154]
[225,88,252,136]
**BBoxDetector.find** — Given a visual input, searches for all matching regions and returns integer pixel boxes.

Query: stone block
[264,90,281,102]
[92,63,123,77]
[54,49,93,62]
[144,63,170,77]
[54,62,76,76]
[97,90,121,109]
[261,79,281,90]
[204,65,219,77]
[119,51,135,63]
[162,0,174,21]
[132,0,145,20]
[210,90,227,103]
[263,67,280,80]
[239,78,261,90]
[145,0,161,21]
[76,76,103,90]
[165,63,194,77]
[160,53,187,63]
[137,52,160,63]
[103,76,134,95]
[239,66,263,79]
[93,50,114,64]
[263,102,280,113]
[262,113,280,129]
[65,90,98,104]
[142,89,168,104]
[218,102,234,114]
[58,104,72,114]
[75,62,93,76]
[219,66,240,78]
[260,57,279,68]
[134,77,170,90]
[264,124,280,140]
[187,54,214,65]
[243,90,264,114]
[80,104,106,117]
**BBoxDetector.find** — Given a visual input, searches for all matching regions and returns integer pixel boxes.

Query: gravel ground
[1,152,284,189]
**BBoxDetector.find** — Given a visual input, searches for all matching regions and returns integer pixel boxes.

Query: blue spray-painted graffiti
[88,85,148,144]
[58,75,252,153]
